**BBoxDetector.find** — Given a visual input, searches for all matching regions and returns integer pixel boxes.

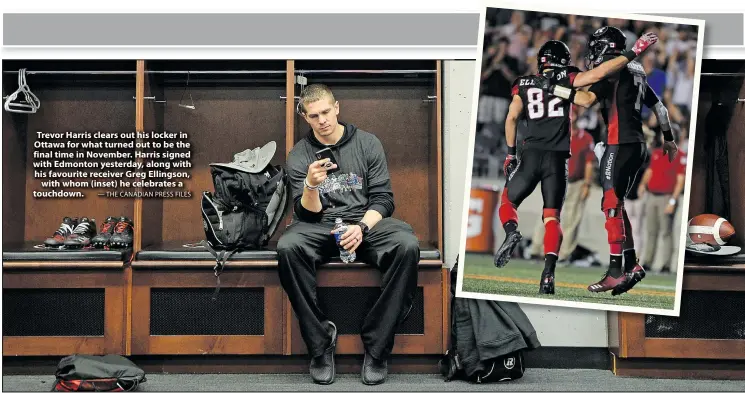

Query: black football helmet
[586,26,627,69]
[537,40,572,71]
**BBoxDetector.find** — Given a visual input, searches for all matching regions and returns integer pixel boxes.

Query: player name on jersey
[518,78,537,87]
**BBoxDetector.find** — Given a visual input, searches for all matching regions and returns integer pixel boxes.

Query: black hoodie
[287,122,395,225]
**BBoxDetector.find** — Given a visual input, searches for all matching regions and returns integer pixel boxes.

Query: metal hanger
[18,68,40,112]
[178,71,195,110]
[4,68,41,113]
[22,69,40,110]
[295,72,307,116]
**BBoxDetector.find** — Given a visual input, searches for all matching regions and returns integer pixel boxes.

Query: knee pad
[604,209,626,244]
[543,218,563,256]
[602,189,626,244]
[601,189,620,212]
[499,187,518,226]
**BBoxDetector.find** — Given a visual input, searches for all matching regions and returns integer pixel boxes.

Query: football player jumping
[495,31,659,296]
[532,26,676,296]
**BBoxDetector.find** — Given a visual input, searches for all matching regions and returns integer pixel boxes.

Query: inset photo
[458,3,705,316]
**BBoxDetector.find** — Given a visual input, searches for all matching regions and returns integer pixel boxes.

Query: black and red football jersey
[511,66,580,152]
[589,60,660,145]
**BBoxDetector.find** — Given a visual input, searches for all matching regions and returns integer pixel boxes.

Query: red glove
[632,32,658,57]
[503,154,518,177]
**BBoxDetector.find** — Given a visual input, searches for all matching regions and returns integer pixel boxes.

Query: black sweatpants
[277,217,420,360]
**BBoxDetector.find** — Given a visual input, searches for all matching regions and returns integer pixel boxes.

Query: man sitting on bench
[277,84,420,386]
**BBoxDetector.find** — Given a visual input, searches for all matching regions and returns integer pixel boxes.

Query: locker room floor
[4,369,744,391]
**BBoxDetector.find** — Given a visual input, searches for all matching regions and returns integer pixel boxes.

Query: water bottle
[333,218,356,263]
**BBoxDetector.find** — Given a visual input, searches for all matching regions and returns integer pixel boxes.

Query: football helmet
[586,26,627,69]
[537,40,572,71]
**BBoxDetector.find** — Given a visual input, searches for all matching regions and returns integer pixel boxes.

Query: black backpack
[200,143,289,299]
[52,354,146,392]
[439,256,528,383]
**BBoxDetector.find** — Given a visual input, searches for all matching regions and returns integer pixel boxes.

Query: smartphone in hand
[315,147,340,174]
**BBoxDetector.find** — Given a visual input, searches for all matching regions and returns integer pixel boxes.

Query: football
[687,214,736,246]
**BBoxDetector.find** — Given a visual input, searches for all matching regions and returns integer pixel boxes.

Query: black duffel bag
[52,354,146,392]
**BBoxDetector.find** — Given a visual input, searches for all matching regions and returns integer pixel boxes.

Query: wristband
[669,198,677,206]
[304,178,319,191]
[508,145,516,155]
[551,85,572,100]
[567,89,576,103]
[622,50,637,62]
[550,85,577,104]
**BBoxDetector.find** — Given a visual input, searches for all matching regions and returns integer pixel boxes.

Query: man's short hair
[298,84,335,115]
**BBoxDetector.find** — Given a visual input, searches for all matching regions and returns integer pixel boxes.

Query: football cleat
[44,217,78,247]
[91,216,118,248]
[539,270,555,295]
[109,216,134,248]
[587,271,625,293]
[612,264,647,296]
[494,230,523,268]
[64,217,97,249]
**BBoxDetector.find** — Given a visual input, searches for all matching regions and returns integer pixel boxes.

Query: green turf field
[460,253,677,310]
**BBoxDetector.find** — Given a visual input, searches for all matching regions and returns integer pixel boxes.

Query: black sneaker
[109,216,134,248]
[494,230,523,268]
[361,350,388,385]
[309,321,337,385]
[539,270,555,295]
[44,217,78,247]
[612,263,647,296]
[91,216,118,248]
[64,217,97,248]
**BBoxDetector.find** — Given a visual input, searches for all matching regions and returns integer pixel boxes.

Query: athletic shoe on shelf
[44,217,78,248]
[109,216,134,248]
[64,217,97,249]
[91,216,118,248]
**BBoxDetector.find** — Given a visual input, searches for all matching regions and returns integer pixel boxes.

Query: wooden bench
[129,242,445,357]
[2,59,446,374]
[3,241,448,373]
[2,243,129,357]
[610,257,745,379]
